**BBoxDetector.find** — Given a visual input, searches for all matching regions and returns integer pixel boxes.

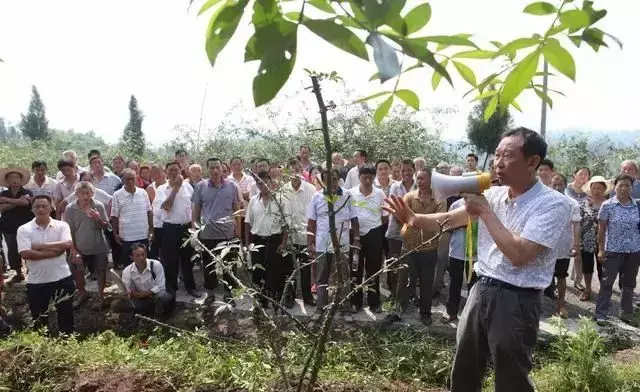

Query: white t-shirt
[349,186,386,236]
[245,195,287,236]
[17,218,72,284]
[110,187,152,241]
[555,194,581,259]
[157,182,193,225]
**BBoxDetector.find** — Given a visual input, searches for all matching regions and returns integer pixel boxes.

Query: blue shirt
[191,178,240,240]
[598,197,640,253]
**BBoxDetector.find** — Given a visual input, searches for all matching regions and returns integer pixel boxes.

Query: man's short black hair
[206,157,222,168]
[355,149,368,159]
[165,160,181,170]
[31,160,47,170]
[230,156,243,164]
[614,173,635,186]
[375,159,391,170]
[175,148,188,157]
[130,242,147,255]
[466,153,479,162]
[539,158,554,170]
[88,149,101,160]
[502,127,548,169]
[299,145,311,152]
[286,156,301,168]
[358,164,376,177]
[32,194,54,206]
[255,158,270,166]
[57,158,75,170]
[401,158,415,169]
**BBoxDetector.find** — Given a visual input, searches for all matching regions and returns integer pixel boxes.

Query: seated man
[121,243,174,319]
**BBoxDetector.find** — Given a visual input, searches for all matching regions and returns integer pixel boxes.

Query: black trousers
[26,275,75,335]
[351,225,384,308]
[3,232,20,273]
[397,249,438,315]
[200,237,237,295]
[105,230,122,267]
[252,234,292,301]
[387,239,403,297]
[446,257,477,317]
[292,244,313,302]
[149,227,164,261]
[162,223,196,293]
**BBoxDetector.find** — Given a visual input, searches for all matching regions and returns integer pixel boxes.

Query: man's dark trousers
[162,223,196,293]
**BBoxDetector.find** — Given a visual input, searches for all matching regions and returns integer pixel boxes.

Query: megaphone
[431,169,492,200]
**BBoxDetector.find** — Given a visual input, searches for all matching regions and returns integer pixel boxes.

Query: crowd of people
[1,129,640,390]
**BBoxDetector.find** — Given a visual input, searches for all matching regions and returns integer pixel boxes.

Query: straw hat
[581,175,613,195]
[0,166,30,188]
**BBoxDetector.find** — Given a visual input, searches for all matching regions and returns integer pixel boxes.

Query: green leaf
[500,49,541,108]
[581,27,607,51]
[431,59,448,90]
[547,24,569,36]
[534,87,553,109]
[205,0,250,67]
[336,15,362,29]
[490,40,503,49]
[303,19,368,60]
[368,72,380,81]
[471,89,498,102]
[484,95,498,122]
[355,91,392,103]
[361,0,405,29]
[395,89,419,110]
[497,37,540,56]
[198,0,225,15]
[453,61,477,86]
[510,100,523,112]
[523,2,557,15]
[568,35,582,48]
[404,62,424,73]
[603,32,623,49]
[374,96,394,124]
[452,49,496,59]
[542,39,575,81]
[403,3,431,35]
[419,35,477,48]
[367,33,401,82]
[559,10,590,32]
[307,0,335,14]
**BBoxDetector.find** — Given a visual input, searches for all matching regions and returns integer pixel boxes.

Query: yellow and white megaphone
[431,169,492,200]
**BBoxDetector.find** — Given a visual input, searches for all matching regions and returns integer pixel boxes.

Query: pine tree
[120,95,145,159]
[19,85,49,140]
[466,86,513,170]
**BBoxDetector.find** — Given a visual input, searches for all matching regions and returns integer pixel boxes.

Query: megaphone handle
[466,217,474,284]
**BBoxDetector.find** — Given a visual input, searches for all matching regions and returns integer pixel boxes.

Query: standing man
[299,145,316,175]
[110,169,153,269]
[187,164,203,188]
[147,164,167,261]
[413,157,427,173]
[158,161,199,298]
[349,165,386,313]
[192,158,242,302]
[374,159,396,274]
[53,159,79,219]
[385,127,571,391]
[344,150,368,190]
[112,155,126,178]
[25,161,57,199]
[91,155,122,196]
[175,148,191,178]
[613,160,640,198]
[281,157,317,306]
[332,152,350,181]
[55,150,86,181]
[537,158,555,187]
[0,166,34,283]
[17,195,75,334]
[466,153,480,173]
[385,159,416,297]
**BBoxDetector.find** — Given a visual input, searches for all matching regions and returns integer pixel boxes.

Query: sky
[0,0,638,146]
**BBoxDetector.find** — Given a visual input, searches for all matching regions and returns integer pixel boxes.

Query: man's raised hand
[383,194,415,227]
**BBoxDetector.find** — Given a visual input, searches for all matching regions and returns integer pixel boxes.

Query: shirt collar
[501,180,544,205]
[611,196,635,206]
[31,218,55,229]
[208,177,226,188]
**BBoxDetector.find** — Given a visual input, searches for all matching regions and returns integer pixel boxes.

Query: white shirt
[280,181,316,245]
[307,188,357,253]
[556,194,581,259]
[474,181,571,289]
[110,187,152,241]
[122,258,165,294]
[349,186,386,236]
[246,194,287,236]
[149,182,164,228]
[249,182,259,198]
[16,218,72,284]
[228,173,255,195]
[157,182,193,225]
[343,166,361,190]
[25,175,57,198]
[385,181,416,240]
[448,198,476,261]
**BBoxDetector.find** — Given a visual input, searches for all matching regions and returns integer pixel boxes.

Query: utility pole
[195,82,208,162]
[540,61,549,140]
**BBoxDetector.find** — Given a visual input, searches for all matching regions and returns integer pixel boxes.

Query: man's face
[300,147,310,161]
[615,179,632,199]
[400,164,415,182]
[150,166,164,181]
[6,172,22,187]
[467,156,478,171]
[61,166,76,180]
[416,171,431,190]
[449,167,463,176]
[166,164,180,180]
[550,175,566,193]
[353,152,364,166]
[65,152,77,165]
[113,158,125,172]
[359,173,374,188]
[122,173,137,189]
[90,158,104,174]
[332,154,342,167]
[76,188,93,204]
[230,159,243,173]
[189,166,202,182]
[256,161,269,173]
[322,172,341,191]
[288,162,302,176]
[130,247,147,266]
[621,162,638,179]
[32,198,52,217]
[33,165,47,179]
[176,152,189,168]
[414,160,425,172]
[494,135,538,186]
[376,163,390,179]
[140,167,150,181]
[208,161,222,180]
[537,165,553,185]
[128,160,140,173]
[391,165,401,180]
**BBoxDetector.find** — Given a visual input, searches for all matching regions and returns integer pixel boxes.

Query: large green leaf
[198,0,225,15]
[523,2,557,15]
[581,27,608,51]
[367,33,401,82]
[374,96,394,124]
[307,0,335,14]
[435,33,473,51]
[497,37,540,57]
[245,0,298,107]
[361,0,406,29]
[484,95,499,122]
[355,91,392,103]
[205,0,250,67]
[418,35,477,48]
[534,87,553,109]
[542,39,575,81]
[431,59,448,90]
[395,89,419,110]
[452,49,496,59]
[403,3,431,35]
[453,61,476,86]
[303,19,368,60]
[500,49,541,109]
[559,10,590,32]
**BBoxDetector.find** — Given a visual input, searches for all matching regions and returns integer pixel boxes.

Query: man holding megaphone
[385,127,571,392]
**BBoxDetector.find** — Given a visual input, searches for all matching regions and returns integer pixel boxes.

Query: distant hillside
[548,129,640,145]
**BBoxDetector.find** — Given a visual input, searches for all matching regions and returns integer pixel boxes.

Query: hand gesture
[461,193,489,218]
[383,194,416,226]
[86,208,101,221]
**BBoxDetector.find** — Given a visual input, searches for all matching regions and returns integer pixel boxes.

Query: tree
[19,85,49,140]
[120,95,145,160]
[466,86,513,169]
[0,117,7,141]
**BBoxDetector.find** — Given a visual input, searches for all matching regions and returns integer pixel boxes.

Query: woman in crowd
[594,174,640,324]
[139,164,152,189]
[576,176,610,301]
[566,167,591,290]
